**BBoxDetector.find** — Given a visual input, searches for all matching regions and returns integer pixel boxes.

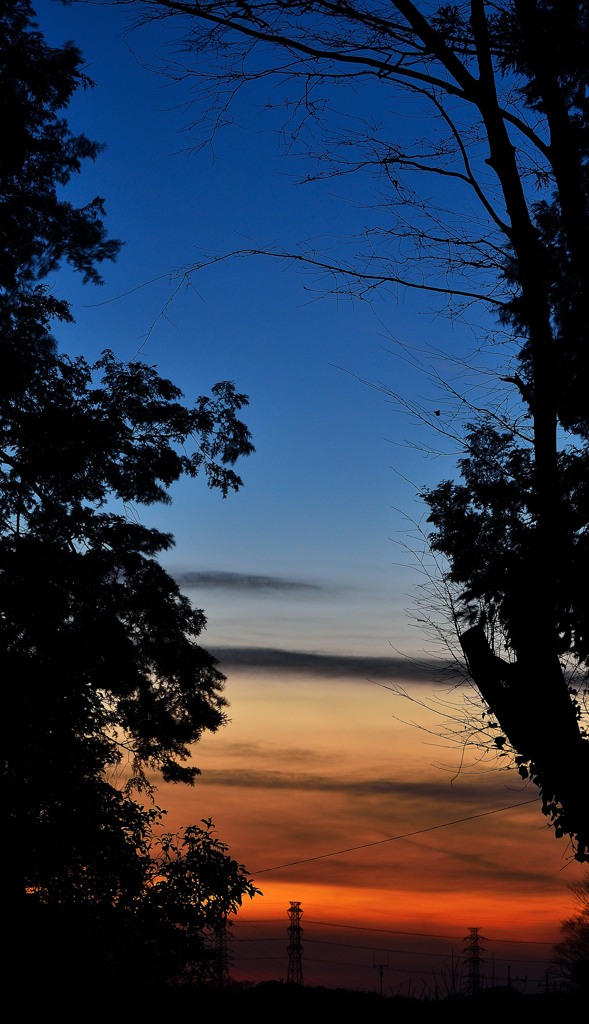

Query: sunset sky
[39,0,586,995]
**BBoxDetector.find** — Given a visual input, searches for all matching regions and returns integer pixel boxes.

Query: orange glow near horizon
[150,669,584,991]
[231,877,568,938]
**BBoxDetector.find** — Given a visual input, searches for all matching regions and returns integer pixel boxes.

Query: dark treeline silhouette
[1,0,258,989]
[24,978,587,1022]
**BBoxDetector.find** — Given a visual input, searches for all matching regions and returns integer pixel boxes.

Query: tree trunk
[461,624,589,860]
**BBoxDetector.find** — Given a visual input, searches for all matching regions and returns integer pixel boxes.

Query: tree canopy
[553,875,589,992]
[1,0,257,980]
[127,1,589,861]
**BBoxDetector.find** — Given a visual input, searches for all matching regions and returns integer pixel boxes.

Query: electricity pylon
[287,900,304,985]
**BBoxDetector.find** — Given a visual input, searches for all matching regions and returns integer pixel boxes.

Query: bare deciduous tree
[127,1,589,861]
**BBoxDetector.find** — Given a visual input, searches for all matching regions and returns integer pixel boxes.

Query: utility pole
[373,952,389,996]
[507,965,528,993]
[449,947,457,996]
[212,915,230,987]
[287,901,304,985]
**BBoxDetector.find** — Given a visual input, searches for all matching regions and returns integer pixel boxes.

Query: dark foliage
[1,0,257,981]
[418,1,589,859]
[23,819,260,990]
[552,875,589,992]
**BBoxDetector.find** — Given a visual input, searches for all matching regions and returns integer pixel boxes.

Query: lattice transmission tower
[287,900,304,985]
[463,926,486,995]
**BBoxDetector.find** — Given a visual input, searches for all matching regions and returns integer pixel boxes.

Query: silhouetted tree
[1,0,255,972]
[553,875,589,992]
[27,817,261,990]
[128,1,589,859]
[141,819,262,986]
[1,0,120,360]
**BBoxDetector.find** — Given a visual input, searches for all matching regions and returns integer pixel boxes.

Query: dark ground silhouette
[25,979,585,1023]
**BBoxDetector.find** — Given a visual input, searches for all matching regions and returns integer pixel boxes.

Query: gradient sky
[38,0,586,995]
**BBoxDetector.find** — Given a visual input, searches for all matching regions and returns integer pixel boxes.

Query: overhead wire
[251,797,539,874]
[235,797,558,987]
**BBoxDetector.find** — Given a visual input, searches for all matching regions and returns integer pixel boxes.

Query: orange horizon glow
[148,669,583,989]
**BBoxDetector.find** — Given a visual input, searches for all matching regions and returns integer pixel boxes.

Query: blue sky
[33,2,584,991]
[40,0,478,665]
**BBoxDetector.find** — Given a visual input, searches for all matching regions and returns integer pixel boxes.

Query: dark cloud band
[209,645,461,684]
[175,570,324,592]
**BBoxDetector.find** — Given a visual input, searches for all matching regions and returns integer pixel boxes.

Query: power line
[230,929,555,965]
[302,937,553,966]
[226,922,557,991]
[232,922,556,950]
[252,799,538,874]
[304,919,556,946]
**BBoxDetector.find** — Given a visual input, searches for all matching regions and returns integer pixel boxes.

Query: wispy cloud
[210,645,458,684]
[197,770,540,875]
[196,769,525,806]
[214,741,325,765]
[174,570,325,593]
